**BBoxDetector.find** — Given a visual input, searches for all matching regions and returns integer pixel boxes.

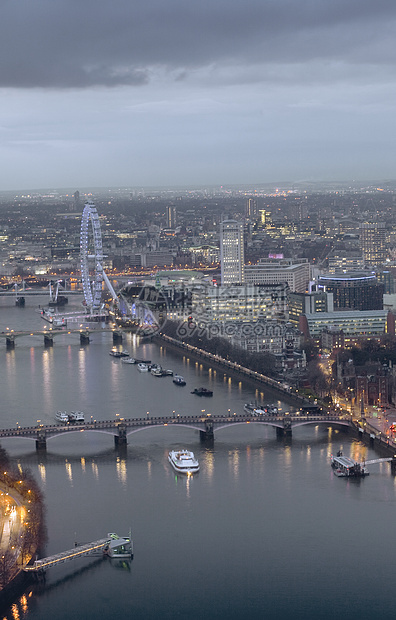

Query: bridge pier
[391,458,396,475]
[276,424,292,438]
[112,331,123,344]
[6,335,15,349]
[36,432,47,452]
[44,334,54,347]
[200,420,214,443]
[115,424,127,447]
[80,331,90,345]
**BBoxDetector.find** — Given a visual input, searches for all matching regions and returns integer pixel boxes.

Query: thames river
[0,294,395,619]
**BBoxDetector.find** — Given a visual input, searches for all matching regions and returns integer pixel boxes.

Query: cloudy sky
[1,0,396,190]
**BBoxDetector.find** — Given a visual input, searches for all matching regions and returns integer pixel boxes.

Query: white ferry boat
[55,411,69,423]
[243,402,267,416]
[69,411,85,423]
[168,450,200,475]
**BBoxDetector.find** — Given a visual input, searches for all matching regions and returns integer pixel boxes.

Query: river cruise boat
[173,375,186,386]
[331,451,369,477]
[191,387,213,397]
[69,411,85,423]
[55,411,69,423]
[168,450,200,475]
[244,402,267,416]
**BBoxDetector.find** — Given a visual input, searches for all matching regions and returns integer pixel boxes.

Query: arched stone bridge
[0,414,353,451]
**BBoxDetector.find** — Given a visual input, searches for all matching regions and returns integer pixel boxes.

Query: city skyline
[1,1,396,190]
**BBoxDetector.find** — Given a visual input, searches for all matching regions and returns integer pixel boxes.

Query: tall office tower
[73,190,80,209]
[166,205,176,229]
[360,222,387,266]
[245,198,258,219]
[220,220,245,285]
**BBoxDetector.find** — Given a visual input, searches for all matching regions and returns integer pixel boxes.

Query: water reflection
[91,461,99,479]
[38,463,46,485]
[229,449,240,479]
[116,457,127,486]
[65,460,73,485]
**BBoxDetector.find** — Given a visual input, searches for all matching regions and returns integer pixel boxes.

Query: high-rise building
[166,205,176,229]
[245,198,258,219]
[360,222,387,266]
[220,220,245,285]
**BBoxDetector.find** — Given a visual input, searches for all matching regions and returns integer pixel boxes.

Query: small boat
[55,411,69,423]
[168,450,200,475]
[173,375,186,386]
[191,387,213,397]
[121,357,137,364]
[151,365,163,376]
[137,363,149,372]
[109,349,129,358]
[244,402,267,416]
[69,411,85,423]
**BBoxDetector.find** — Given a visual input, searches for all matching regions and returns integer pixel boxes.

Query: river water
[0,294,395,620]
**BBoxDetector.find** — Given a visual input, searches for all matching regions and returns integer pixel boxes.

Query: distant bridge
[0,414,352,451]
[0,326,123,348]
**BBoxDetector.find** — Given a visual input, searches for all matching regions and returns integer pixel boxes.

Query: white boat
[151,365,163,376]
[55,411,69,423]
[244,402,267,416]
[137,363,149,372]
[173,375,186,386]
[168,450,200,474]
[69,411,85,423]
[121,357,137,364]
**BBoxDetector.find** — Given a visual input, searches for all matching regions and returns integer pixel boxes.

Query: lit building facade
[299,310,390,339]
[317,273,383,311]
[191,283,288,325]
[288,291,333,328]
[245,258,310,293]
[166,205,176,229]
[360,222,387,266]
[220,220,245,285]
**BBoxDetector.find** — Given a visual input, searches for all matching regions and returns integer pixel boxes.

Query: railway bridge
[0,414,353,451]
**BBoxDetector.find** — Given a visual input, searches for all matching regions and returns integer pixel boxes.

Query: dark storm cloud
[1,0,396,89]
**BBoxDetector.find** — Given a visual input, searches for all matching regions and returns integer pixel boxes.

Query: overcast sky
[1,0,396,191]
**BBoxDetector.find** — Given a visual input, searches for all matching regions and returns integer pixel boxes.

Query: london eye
[80,201,104,313]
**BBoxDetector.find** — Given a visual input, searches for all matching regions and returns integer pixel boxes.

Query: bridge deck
[24,537,111,572]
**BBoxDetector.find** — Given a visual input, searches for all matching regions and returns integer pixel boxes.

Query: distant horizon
[2,177,396,197]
